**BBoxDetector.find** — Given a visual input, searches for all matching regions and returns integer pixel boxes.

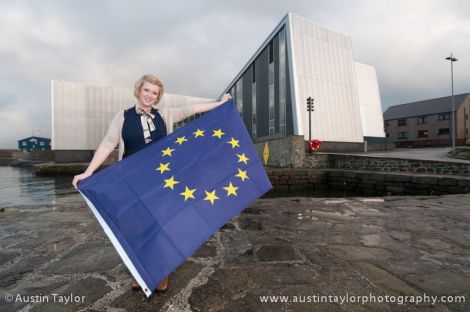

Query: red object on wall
[308,139,322,151]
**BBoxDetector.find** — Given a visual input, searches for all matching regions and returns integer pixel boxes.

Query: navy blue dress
[122,107,167,159]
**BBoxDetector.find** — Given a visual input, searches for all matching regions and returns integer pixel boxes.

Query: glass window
[438,113,449,121]
[236,79,243,118]
[268,61,275,135]
[22,142,27,146]
[40,142,45,146]
[268,41,274,64]
[398,119,407,126]
[278,28,286,136]
[417,116,427,124]
[417,130,428,138]
[438,128,450,135]
[252,82,257,139]
[397,132,407,140]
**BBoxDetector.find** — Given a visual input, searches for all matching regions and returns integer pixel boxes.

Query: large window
[397,132,407,140]
[268,42,275,135]
[235,79,243,118]
[278,28,286,136]
[252,81,257,139]
[417,130,428,138]
[417,116,427,124]
[398,119,407,126]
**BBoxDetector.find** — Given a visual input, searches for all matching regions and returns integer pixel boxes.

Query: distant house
[383,93,470,147]
[18,136,51,152]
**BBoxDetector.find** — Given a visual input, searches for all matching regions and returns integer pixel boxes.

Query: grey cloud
[0,0,469,148]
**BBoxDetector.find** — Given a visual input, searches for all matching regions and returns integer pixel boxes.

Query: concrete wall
[457,95,470,141]
[289,13,364,143]
[354,62,385,138]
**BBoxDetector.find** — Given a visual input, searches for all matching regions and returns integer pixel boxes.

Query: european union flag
[78,100,272,297]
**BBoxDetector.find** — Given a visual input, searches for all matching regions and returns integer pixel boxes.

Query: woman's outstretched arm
[193,93,232,114]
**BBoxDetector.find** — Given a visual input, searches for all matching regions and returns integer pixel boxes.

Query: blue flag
[78,100,272,297]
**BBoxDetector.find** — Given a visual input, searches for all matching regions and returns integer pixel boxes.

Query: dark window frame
[417,116,428,125]
[438,128,450,135]
[397,132,407,140]
[438,113,450,121]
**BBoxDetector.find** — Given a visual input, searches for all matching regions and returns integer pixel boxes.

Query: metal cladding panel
[354,62,385,138]
[51,80,212,150]
[289,14,364,143]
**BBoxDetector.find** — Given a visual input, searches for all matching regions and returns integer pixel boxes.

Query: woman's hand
[219,93,232,104]
[72,171,92,190]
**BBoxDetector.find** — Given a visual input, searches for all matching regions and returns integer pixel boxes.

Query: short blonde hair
[134,74,164,104]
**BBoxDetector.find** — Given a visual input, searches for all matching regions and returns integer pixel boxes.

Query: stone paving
[1,192,469,311]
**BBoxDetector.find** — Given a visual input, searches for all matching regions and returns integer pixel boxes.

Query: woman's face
[138,81,160,109]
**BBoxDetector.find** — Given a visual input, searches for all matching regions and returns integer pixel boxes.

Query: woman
[72,74,232,292]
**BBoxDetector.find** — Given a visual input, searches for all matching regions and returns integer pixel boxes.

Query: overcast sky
[1,0,469,148]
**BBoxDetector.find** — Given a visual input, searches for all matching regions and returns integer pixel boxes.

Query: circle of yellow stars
[154,128,250,206]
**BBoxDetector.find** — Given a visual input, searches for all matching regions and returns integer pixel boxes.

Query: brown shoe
[156,277,169,293]
[131,278,141,291]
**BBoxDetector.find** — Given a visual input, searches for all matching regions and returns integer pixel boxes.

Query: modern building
[51,13,386,164]
[18,136,51,152]
[383,93,470,147]
[220,12,385,151]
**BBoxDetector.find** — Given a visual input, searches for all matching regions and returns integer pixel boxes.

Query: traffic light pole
[307,97,314,142]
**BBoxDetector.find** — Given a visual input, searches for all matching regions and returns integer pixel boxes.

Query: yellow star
[193,129,205,138]
[175,136,188,145]
[162,147,175,157]
[155,162,170,174]
[236,153,249,164]
[227,137,240,148]
[204,190,220,205]
[223,182,239,197]
[163,176,179,190]
[180,186,197,201]
[212,129,225,139]
[235,168,249,182]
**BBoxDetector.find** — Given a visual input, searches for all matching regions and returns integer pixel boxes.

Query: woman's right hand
[72,172,92,190]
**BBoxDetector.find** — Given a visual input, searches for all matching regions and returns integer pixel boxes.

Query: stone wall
[266,168,470,196]
[254,135,306,168]
[304,154,470,176]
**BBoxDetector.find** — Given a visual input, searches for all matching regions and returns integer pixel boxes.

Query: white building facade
[222,13,384,146]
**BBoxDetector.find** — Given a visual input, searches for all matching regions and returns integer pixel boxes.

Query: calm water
[0,166,76,208]
[0,166,366,209]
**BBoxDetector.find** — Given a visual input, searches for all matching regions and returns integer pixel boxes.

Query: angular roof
[383,93,469,120]
[18,136,51,142]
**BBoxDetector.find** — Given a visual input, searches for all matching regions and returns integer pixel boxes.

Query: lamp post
[445,54,457,151]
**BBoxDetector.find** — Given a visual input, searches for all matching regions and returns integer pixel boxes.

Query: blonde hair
[134,74,164,104]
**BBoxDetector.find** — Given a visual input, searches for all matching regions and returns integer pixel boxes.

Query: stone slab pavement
[1,192,469,311]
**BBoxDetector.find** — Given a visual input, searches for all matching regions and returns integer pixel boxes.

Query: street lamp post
[445,54,458,151]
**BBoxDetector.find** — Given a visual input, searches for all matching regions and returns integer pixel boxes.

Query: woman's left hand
[219,93,232,104]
